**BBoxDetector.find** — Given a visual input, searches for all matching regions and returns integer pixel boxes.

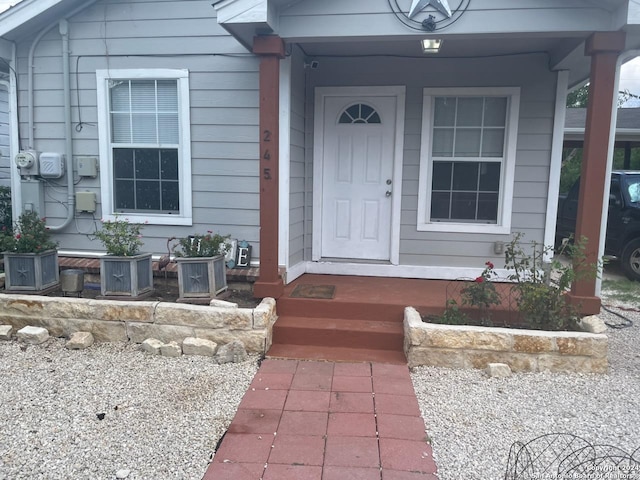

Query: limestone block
[126,322,195,344]
[5,297,45,315]
[160,341,182,357]
[183,337,217,357]
[406,347,468,369]
[0,325,12,340]
[194,329,266,353]
[556,334,608,358]
[404,307,428,346]
[485,363,512,378]
[141,338,163,355]
[209,299,238,308]
[88,300,157,323]
[589,356,609,374]
[253,297,276,329]
[471,331,513,351]
[38,318,127,343]
[426,326,477,349]
[578,315,607,334]
[66,332,94,350]
[537,354,593,373]
[215,340,247,364]
[512,333,556,353]
[17,326,49,344]
[155,303,252,330]
[41,297,94,320]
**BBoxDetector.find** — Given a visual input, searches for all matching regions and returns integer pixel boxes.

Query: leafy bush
[0,211,57,253]
[173,231,229,258]
[93,216,145,256]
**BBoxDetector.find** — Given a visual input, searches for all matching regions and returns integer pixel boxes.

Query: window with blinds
[108,79,180,213]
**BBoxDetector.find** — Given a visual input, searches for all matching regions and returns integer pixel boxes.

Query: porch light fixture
[421,38,442,53]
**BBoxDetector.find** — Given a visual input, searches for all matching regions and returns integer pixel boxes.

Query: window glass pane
[110,81,130,111]
[135,149,160,179]
[368,112,381,124]
[339,112,351,124]
[161,182,180,211]
[111,113,131,143]
[451,192,477,220]
[158,114,179,143]
[479,162,501,191]
[161,149,179,180]
[432,161,452,190]
[484,97,507,126]
[481,128,505,157]
[457,97,483,126]
[432,128,454,157]
[157,81,177,111]
[454,129,481,157]
[131,81,156,112]
[452,162,479,190]
[131,113,157,143]
[360,104,374,119]
[136,181,161,210]
[114,179,135,210]
[431,192,450,219]
[113,149,134,178]
[477,193,499,221]
[434,97,456,126]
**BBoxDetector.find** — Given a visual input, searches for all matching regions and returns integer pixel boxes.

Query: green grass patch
[601,279,640,306]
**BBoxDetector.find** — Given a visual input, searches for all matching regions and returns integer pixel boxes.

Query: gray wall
[289,46,306,267]
[302,53,556,268]
[0,83,10,188]
[15,0,261,257]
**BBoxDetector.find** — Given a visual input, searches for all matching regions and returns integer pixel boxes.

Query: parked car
[556,170,640,281]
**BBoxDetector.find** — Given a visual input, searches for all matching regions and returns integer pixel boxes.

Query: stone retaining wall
[0,295,277,353]
[403,307,608,373]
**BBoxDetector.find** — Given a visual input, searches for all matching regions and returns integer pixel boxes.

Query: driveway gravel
[411,305,640,480]
[0,339,257,480]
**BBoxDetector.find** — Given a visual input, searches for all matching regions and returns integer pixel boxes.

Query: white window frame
[96,68,192,225]
[417,87,520,234]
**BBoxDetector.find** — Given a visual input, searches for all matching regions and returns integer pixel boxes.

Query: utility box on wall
[20,179,44,215]
[75,191,96,213]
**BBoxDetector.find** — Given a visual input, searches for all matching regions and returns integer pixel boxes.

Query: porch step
[266,343,407,365]
[276,298,407,322]
[272,316,403,351]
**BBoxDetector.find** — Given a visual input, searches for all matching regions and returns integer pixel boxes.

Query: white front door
[319,95,398,260]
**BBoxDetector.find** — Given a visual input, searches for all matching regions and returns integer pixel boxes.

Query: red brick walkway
[203,359,438,480]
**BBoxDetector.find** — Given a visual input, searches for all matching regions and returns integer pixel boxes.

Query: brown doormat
[290,284,336,299]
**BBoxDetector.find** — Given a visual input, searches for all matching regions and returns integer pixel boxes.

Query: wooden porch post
[568,31,625,314]
[252,35,285,299]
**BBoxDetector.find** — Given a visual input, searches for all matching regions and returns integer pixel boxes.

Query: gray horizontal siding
[15,0,262,258]
[306,53,556,268]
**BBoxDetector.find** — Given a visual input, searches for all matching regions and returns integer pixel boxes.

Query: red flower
[485,261,494,269]
[475,276,484,283]
[15,233,21,239]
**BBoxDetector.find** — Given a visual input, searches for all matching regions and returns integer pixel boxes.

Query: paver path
[203,359,439,480]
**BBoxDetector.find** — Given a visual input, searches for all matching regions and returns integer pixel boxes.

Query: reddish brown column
[252,35,285,299]
[568,32,625,314]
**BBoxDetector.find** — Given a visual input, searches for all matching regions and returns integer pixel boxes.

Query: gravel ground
[0,339,258,480]
[411,304,640,480]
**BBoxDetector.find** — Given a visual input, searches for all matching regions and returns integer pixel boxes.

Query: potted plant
[1,211,59,293]
[173,231,229,303]
[93,216,153,299]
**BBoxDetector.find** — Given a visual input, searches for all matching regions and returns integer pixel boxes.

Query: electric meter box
[39,152,65,178]
[15,150,40,176]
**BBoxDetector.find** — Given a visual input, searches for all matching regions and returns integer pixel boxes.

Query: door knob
[386,191,392,197]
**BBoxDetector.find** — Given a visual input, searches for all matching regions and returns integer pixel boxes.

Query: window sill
[417,222,510,235]
[102,213,192,226]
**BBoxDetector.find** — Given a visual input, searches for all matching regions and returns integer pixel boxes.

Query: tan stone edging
[403,307,608,373]
[0,294,277,354]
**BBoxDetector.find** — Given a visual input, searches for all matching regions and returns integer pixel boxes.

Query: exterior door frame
[312,86,405,264]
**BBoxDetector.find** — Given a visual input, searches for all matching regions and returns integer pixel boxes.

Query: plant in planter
[93,216,153,298]
[459,261,502,326]
[1,211,59,293]
[173,231,230,302]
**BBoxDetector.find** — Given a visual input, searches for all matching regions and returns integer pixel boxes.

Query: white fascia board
[0,0,67,37]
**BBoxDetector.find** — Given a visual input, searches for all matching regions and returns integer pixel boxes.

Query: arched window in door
[339,103,381,124]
